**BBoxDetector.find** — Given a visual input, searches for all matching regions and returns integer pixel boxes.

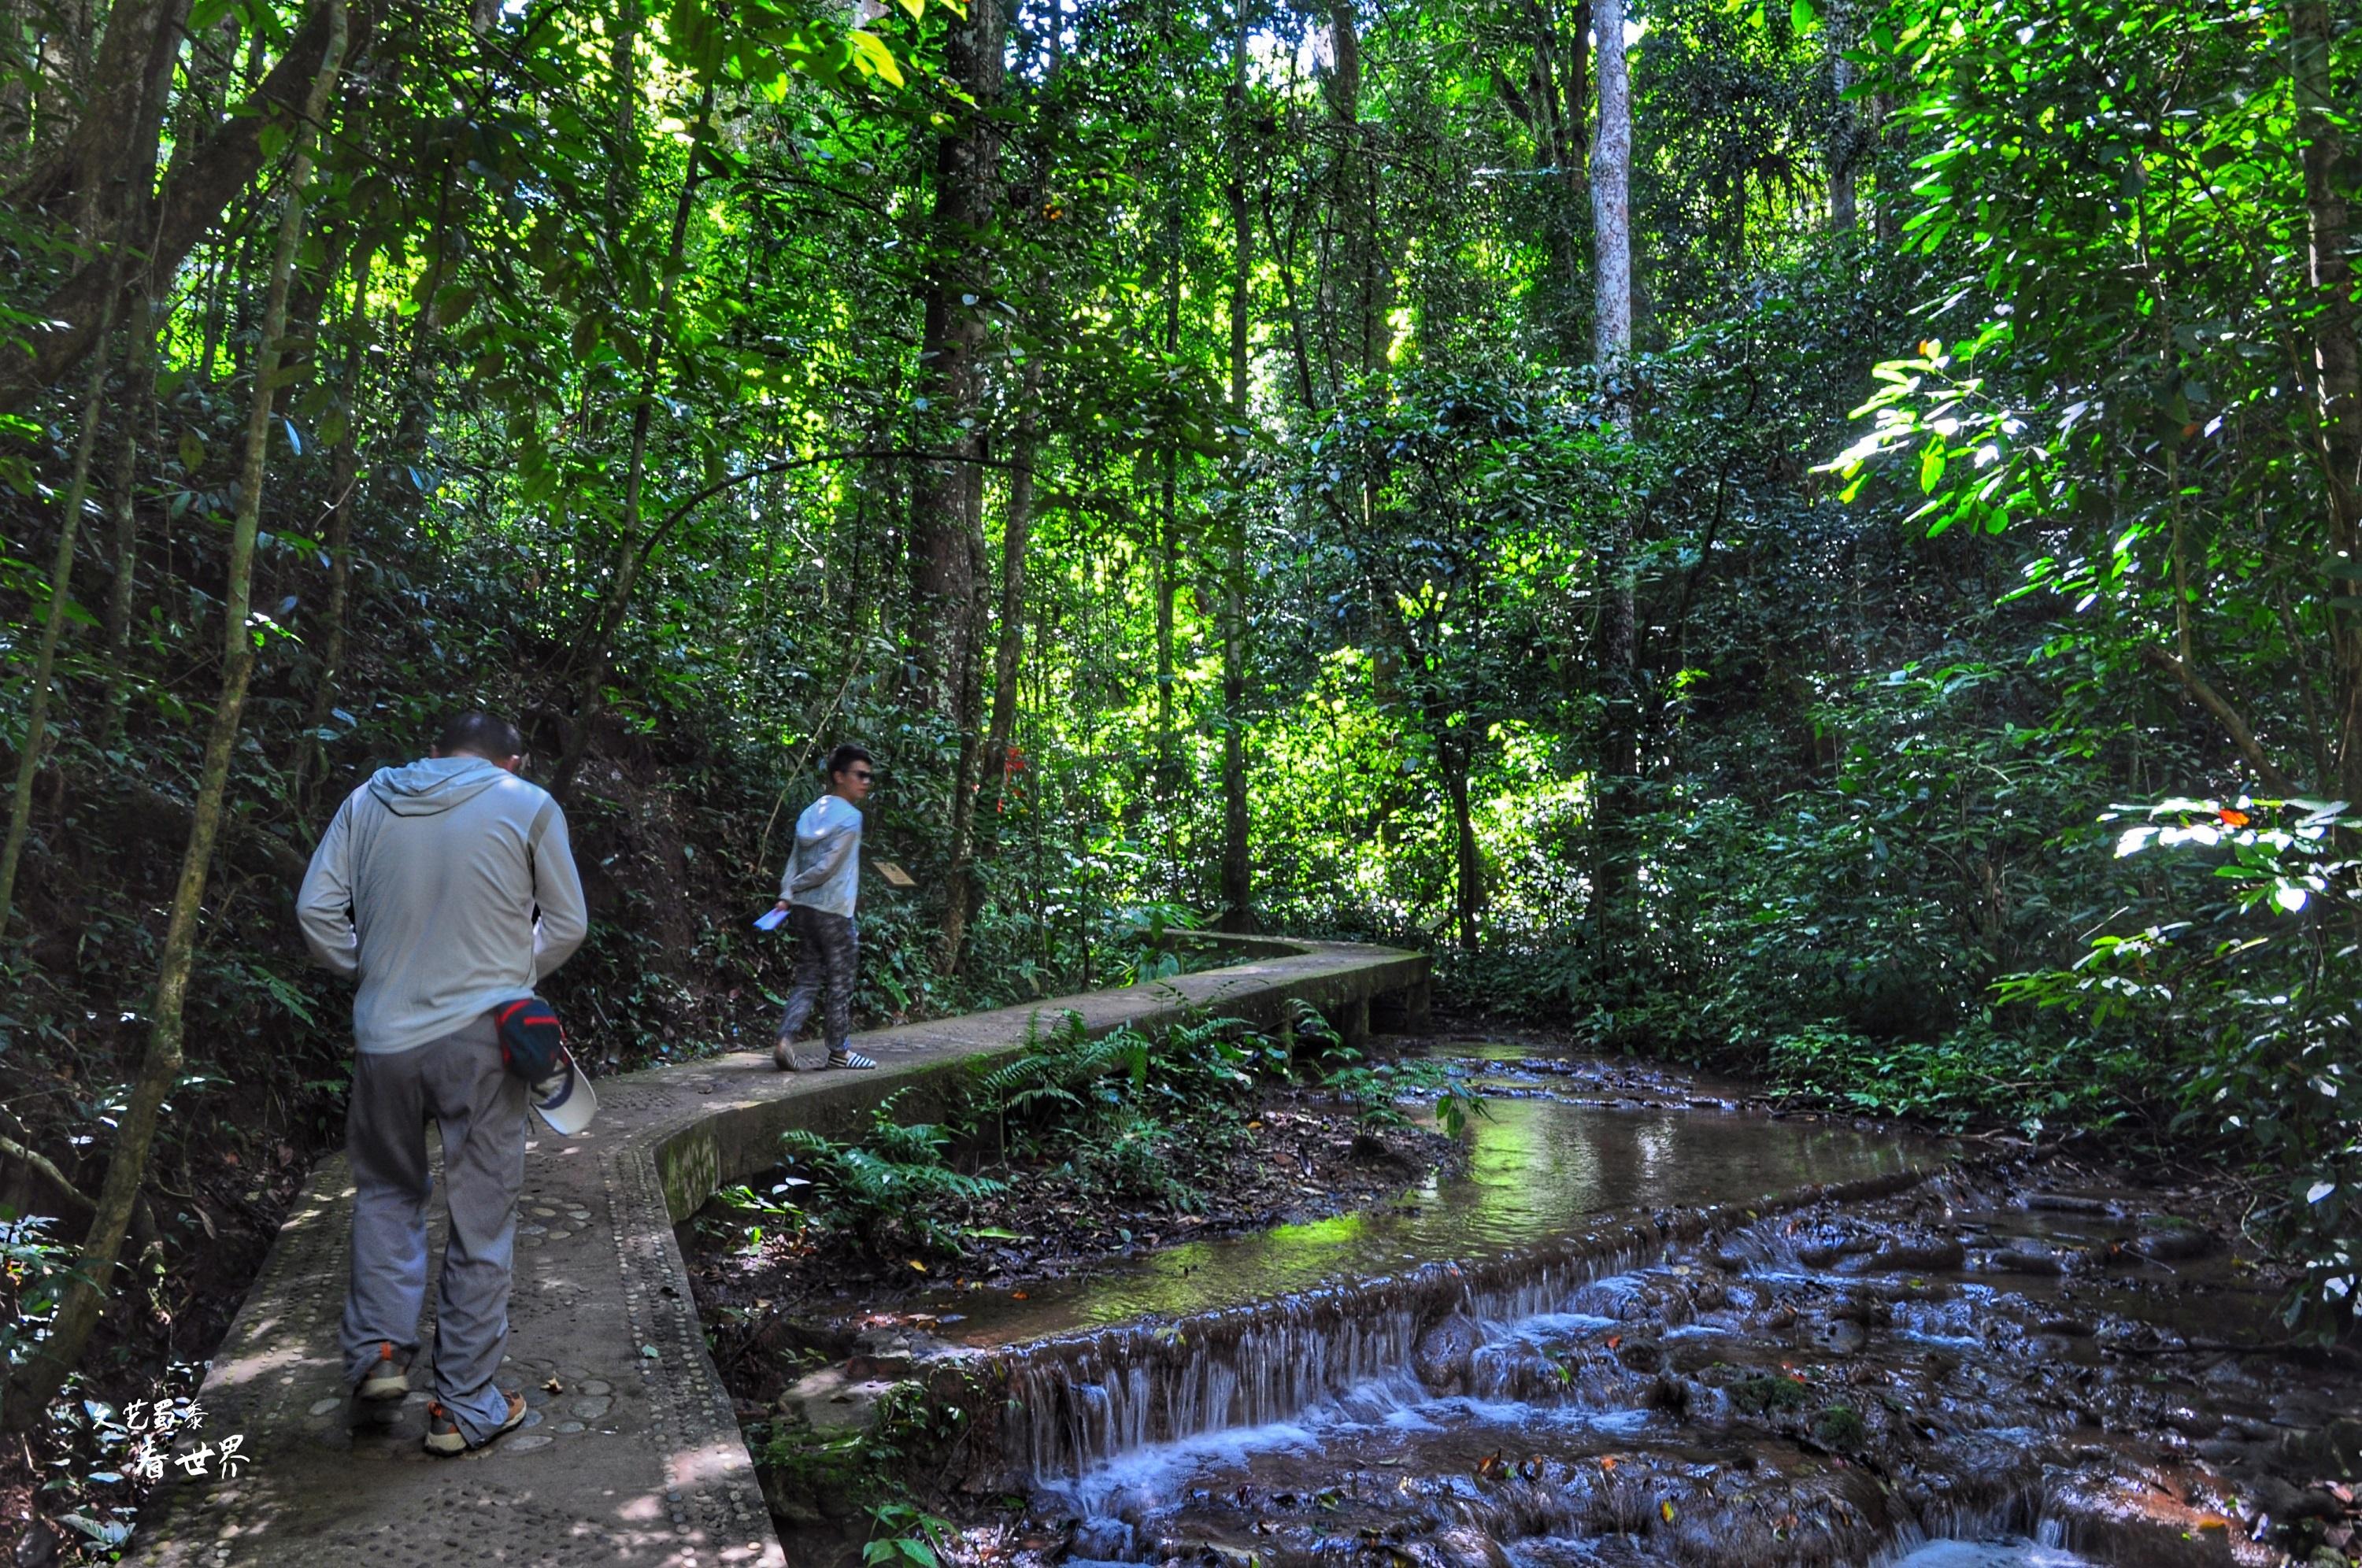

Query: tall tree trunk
[1591,0,1631,370]
[907,0,1006,719]
[1155,232,1183,830]
[1218,2,1257,934]
[2290,0,2362,803]
[289,241,376,799]
[100,289,160,746]
[937,349,1043,978]
[551,59,717,800]
[0,0,373,413]
[0,0,30,165]
[6,0,346,1428]
[0,284,118,931]
[1588,0,1638,997]
[1826,0,1858,231]
[1441,733,1483,951]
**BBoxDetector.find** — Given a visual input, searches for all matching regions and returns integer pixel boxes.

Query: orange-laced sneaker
[354,1341,409,1403]
[423,1390,528,1456]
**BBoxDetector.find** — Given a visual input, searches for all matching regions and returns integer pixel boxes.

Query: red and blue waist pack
[494,997,571,1082]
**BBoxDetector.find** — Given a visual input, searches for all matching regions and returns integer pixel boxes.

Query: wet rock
[1992,1245,2073,1275]
[1871,1234,1966,1273]
[13,1519,58,1568]
[1612,1335,1663,1373]
[2134,1221,2219,1263]
[1423,1528,1512,1568]
[2027,1193,2119,1215]
[1831,1292,1890,1326]
[1646,1373,1693,1415]
[1414,1311,1477,1394]
[1814,1318,1868,1356]
[2248,1474,2345,1525]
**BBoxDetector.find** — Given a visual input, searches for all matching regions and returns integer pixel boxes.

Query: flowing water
[873,1050,2358,1568]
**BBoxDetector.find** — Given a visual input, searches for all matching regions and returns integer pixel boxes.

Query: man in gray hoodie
[295,712,589,1455]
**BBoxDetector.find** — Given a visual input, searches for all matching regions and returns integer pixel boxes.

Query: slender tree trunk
[0,0,371,413]
[0,0,30,165]
[1827,0,1857,230]
[983,372,1041,804]
[6,0,345,1427]
[100,289,160,746]
[1219,2,1257,934]
[1591,0,1631,369]
[552,61,716,799]
[1441,734,1483,951]
[1587,0,1639,994]
[1155,235,1182,831]
[0,287,117,930]
[289,242,376,798]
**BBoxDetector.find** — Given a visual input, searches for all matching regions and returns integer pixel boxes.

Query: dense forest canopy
[0,0,2356,1446]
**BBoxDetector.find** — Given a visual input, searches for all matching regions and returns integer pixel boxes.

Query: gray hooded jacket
[297,756,590,1054]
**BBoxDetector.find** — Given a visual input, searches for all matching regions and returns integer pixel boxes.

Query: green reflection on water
[941,1096,1930,1344]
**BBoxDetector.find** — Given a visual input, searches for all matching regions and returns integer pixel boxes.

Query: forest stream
[715,1037,2362,1568]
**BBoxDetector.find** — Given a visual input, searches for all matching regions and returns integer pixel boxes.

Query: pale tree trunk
[6,0,346,1429]
[1589,0,1639,993]
[1591,0,1631,370]
[2290,0,2362,803]
[1218,0,1257,934]
[1154,231,1183,833]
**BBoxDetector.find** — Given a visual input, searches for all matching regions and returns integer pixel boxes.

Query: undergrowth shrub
[777,1094,1004,1259]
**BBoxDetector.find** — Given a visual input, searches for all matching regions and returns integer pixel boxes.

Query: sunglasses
[849,769,874,781]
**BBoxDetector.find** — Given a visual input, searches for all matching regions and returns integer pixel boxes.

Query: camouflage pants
[776,905,857,1064]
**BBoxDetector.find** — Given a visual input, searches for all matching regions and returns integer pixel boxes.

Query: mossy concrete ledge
[652,934,1430,1222]
[124,935,1428,1568]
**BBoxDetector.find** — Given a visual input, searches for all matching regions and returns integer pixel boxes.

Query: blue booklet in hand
[753,907,789,932]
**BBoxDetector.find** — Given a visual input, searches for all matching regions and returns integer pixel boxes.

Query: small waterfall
[988,1167,1940,1482]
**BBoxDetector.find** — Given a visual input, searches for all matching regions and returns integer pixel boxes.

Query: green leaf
[846,29,905,87]
[1919,443,1946,494]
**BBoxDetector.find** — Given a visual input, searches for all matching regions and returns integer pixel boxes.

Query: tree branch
[632,446,1031,575]
[0,0,376,412]
[2139,645,2300,795]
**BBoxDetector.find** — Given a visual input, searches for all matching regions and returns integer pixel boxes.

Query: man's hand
[772,899,790,913]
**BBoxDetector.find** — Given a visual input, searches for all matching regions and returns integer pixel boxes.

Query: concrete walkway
[124,937,1429,1568]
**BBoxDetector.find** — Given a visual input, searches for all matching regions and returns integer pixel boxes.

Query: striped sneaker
[354,1341,409,1403]
[423,1390,528,1456]
[827,1048,878,1070]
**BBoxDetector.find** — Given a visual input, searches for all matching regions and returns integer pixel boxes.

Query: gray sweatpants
[339,1014,525,1444]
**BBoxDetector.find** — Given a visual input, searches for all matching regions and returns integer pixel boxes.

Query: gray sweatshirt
[779,793,861,917]
[297,756,590,1054]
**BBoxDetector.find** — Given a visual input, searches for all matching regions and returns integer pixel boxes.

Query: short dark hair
[437,711,525,760]
[826,743,873,779]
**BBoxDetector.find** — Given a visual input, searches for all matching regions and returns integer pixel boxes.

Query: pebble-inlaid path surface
[124,937,1428,1567]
